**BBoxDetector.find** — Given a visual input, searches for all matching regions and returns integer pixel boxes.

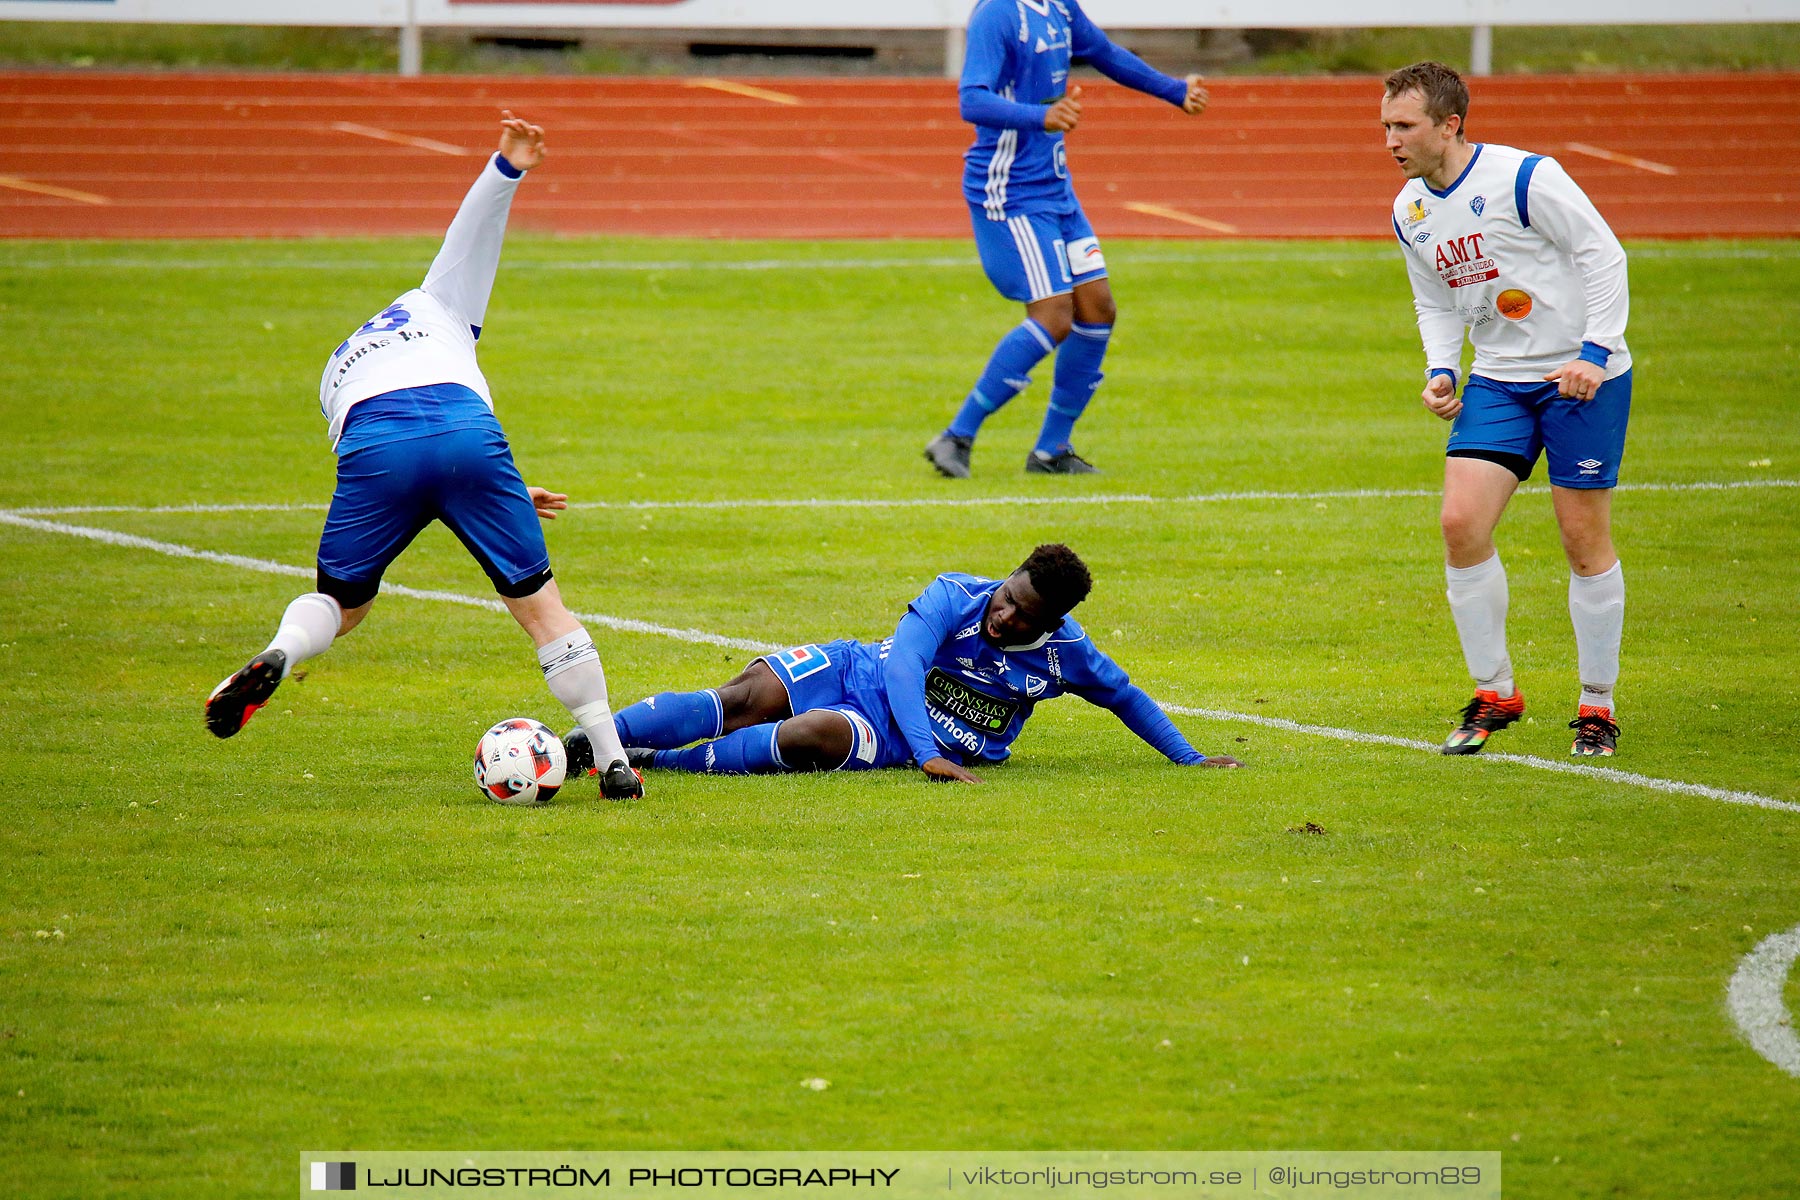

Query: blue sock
[948,319,1059,440]
[613,688,723,749]
[652,722,788,775]
[1035,322,1111,454]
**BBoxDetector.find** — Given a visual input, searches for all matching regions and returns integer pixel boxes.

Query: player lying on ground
[1383,61,1631,758]
[565,544,1241,783]
[923,0,1209,479]
[204,113,644,799]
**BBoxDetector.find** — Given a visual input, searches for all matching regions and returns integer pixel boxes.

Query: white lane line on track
[1566,141,1680,176]
[1727,924,1800,1077]
[0,175,111,205]
[3,508,1794,816]
[1122,202,1241,234]
[328,121,474,157]
[6,478,1794,518]
[3,246,1792,273]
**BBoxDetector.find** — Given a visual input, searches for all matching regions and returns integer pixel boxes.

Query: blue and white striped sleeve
[959,2,1045,132]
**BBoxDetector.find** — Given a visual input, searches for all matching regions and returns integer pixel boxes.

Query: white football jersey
[1392,143,1631,383]
[319,155,523,447]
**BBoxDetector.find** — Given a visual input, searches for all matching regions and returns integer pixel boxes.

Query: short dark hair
[1384,61,1470,130]
[1019,543,1092,615]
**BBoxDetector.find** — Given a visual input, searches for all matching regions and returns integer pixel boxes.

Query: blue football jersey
[960,0,1187,220]
[880,572,1132,763]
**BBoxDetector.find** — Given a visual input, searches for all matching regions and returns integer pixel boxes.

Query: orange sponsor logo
[1497,289,1533,320]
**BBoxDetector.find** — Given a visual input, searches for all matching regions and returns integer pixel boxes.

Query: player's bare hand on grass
[923,756,983,784]
[1198,755,1243,767]
[527,486,567,520]
[1181,74,1210,115]
[1422,374,1462,421]
[498,110,546,170]
[1044,86,1083,133]
[1545,359,1605,401]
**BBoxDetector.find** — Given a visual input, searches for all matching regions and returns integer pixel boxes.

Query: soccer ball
[473,717,567,805]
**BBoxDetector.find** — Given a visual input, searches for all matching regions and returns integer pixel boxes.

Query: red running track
[1,71,1796,239]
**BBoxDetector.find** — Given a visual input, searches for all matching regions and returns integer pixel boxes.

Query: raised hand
[1182,74,1210,116]
[497,109,546,171]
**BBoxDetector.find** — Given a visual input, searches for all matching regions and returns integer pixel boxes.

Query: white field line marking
[2,246,1792,273]
[8,478,1795,519]
[0,175,111,205]
[1122,202,1241,234]
[684,79,803,106]
[1726,924,1800,1077]
[328,121,473,157]
[0,512,774,654]
[1163,704,1800,816]
[1566,142,1679,176]
[3,510,1794,816]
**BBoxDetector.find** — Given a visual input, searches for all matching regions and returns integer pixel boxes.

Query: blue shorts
[1447,370,1633,489]
[317,416,550,601]
[759,641,913,771]
[969,201,1108,303]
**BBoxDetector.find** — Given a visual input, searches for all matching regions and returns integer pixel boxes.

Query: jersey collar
[996,631,1054,653]
[1423,143,1484,199]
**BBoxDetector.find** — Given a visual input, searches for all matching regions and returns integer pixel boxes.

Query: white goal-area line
[3,477,1795,519]
[3,507,1796,817]
[1727,924,1800,1079]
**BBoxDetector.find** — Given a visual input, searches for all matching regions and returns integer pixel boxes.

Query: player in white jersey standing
[204,113,645,800]
[1382,62,1631,758]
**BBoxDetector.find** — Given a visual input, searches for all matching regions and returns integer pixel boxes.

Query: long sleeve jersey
[318,153,525,448]
[875,573,1207,767]
[1392,143,1631,382]
[961,0,1189,220]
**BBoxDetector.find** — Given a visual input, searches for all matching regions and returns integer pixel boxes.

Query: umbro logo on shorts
[1578,459,1604,471]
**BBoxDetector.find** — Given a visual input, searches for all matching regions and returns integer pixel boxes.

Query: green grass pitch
[1,237,1796,1198]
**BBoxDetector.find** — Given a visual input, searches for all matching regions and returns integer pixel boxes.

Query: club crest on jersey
[1025,675,1049,698]
[1470,195,1486,216]
[1403,199,1429,227]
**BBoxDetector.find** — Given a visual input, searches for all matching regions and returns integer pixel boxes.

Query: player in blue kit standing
[564,544,1241,782]
[924,0,1210,478]
[204,113,644,800]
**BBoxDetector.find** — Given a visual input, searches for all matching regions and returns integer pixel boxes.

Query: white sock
[264,593,342,679]
[1570,561,1624,713]
[538,628,628,768]
[1446,553,1513,696]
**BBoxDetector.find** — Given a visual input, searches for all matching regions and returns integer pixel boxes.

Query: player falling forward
[204,113,644,799]
[564,544,1241,783]
[1382,62,1631,758]
[923,0,1209,479]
